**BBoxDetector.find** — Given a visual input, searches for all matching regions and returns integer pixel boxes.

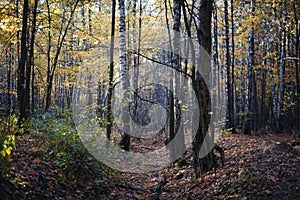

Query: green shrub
[0,115,17,174]
[31,108,90,173]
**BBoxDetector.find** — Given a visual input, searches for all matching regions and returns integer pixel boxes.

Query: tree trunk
[260,69,266,129]
[231,0,236,130]
[192,0,216,177]
[267,41,277,127]
[118,0,131,151]
[45,0,79,111]
[277,7,286,129]
[28,0,38,114]
[244,0,255,135]
[88,0,92,36]
[224,0,233,130]
[170,0,186,161]
[293,2,300,130]
[7,45,12,117]
[17,0,29,125]
[106,0,116,140]
[239,54,245,129]
[251,70,258,131]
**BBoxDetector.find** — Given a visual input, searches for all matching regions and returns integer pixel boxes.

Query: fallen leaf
[265,190,272,195]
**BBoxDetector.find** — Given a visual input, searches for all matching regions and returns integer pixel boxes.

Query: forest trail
[1,133,300,200]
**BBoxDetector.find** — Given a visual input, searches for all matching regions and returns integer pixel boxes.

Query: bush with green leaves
[31,108,91,173]
[0,115,17,173]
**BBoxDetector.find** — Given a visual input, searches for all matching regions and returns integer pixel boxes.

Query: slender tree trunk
[239,54,245,129]
[136,0,142,126]
[212,3,223,125]
[7,44,12,117]
[267,41,277,126]
[88,0,92,36]
[45,0,79,111]
[251,70,258,131]
[118,0,131,151]
[224,0,233,130]
[81,4,85,27]
[164,0,174,154]
[45,0,51,112]
[260,69,266,129]
[106,0,116,140]
[17,0,29,124]
[244,0,255,134]
[293,2,300,130]
[277,7,286,129]
[170,0,185,161]
[293,2,299,96]
[28,0,38,114]
[231,0,236,130]
[132,0,139,126]
[210,2,218,136]
[169,73,175,157]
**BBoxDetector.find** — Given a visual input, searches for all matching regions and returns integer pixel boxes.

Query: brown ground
[1,133,300,200]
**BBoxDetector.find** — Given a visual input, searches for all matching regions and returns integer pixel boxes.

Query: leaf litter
[1,133,300,199]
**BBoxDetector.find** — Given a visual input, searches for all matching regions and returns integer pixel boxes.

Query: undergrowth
[30,108,92,173]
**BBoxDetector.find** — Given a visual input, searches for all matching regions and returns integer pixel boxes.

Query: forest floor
[1,132,300,200]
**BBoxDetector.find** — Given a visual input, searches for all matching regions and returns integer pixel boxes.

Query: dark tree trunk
[106,0,116,140]
[169,76,175,158]
[293,2,300,130]
[251,70,258,131]
[170,0,185,161]
[239,56,245,129]
[244,0,255,135]
[277,7,287,129]
[17,0,29,124]
[192,0,216,177]
[88,0,92,36]
[260,70,266,129]
[231,0,236,130]
[28,0,38,114]
[224,0,233,130]
[7,46,11,117]
[267,41,277,127]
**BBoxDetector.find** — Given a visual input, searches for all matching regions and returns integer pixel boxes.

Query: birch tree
[118,0,131,151]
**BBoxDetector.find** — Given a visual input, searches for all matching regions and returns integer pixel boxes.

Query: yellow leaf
[134,194,143,199]
[197,177,203,182]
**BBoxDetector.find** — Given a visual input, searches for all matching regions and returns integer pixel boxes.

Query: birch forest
[1,0,300,199]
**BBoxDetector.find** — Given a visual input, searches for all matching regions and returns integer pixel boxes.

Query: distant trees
[1,0,80,123]
[44,0,80,112]
[214,0,300,133]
